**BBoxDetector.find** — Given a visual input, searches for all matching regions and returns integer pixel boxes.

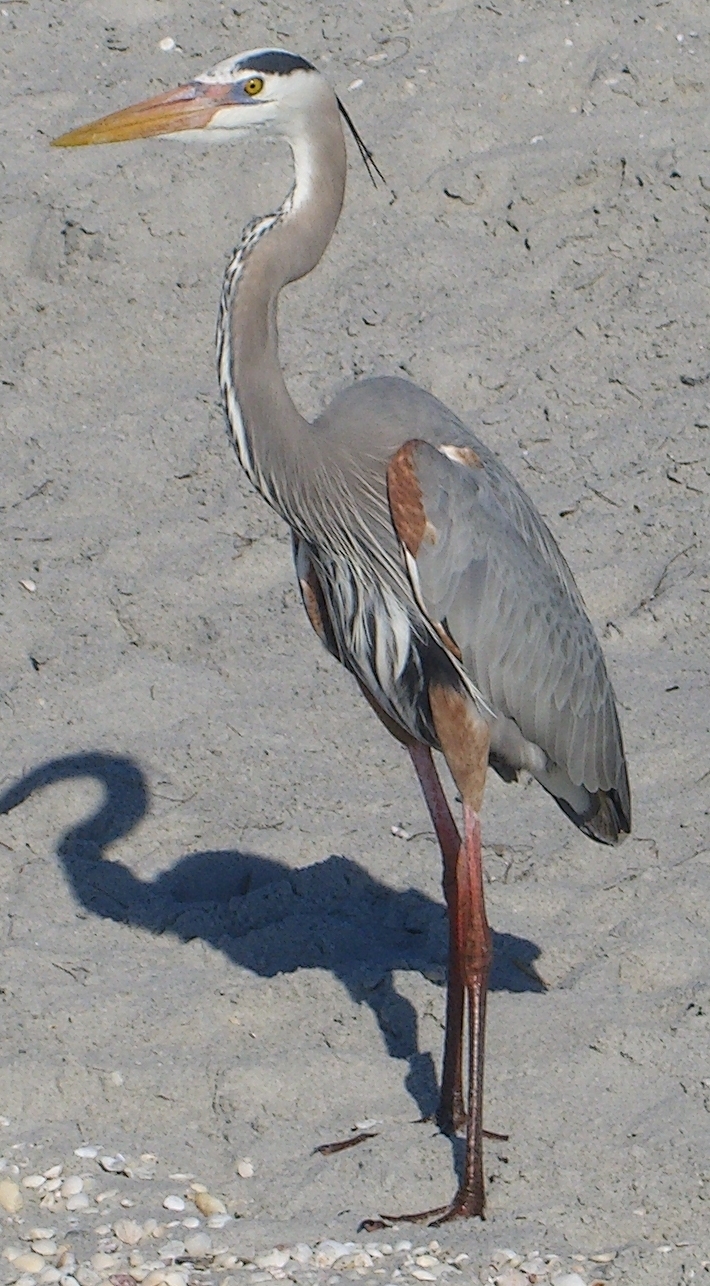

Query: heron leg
[376,802,492,1228]
[430,802,491,1222]
[408,744,466,1135]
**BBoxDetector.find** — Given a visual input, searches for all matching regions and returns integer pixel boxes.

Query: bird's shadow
[0,751,544,1167]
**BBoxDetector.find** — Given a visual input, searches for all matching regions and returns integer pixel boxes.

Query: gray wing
[387,437,631,844]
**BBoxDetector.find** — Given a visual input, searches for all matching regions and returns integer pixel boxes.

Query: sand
[1,0,709,1281]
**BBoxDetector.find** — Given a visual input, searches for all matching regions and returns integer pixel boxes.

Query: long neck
[217,89,347,519]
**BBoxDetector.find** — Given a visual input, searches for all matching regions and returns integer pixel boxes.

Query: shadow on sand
[0,751,544,1154]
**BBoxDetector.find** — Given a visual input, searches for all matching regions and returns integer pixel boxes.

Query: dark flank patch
[238,50,315,76]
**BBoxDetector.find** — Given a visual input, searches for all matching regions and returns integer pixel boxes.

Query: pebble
[0,1177,23,1212]
[41,1269,62,1284]
[551,1276,587,1286]
[494,1272,528,1286]
[236,1159,254,1180]
[193,1192,225,1217]
[158,36,176,52]
[162,1196,185,1213]
[74,1147,99,1160]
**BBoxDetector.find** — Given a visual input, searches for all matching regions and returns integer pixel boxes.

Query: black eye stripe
[234,50,315,77]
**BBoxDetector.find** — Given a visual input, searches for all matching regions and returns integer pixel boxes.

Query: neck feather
[217,89,347,519]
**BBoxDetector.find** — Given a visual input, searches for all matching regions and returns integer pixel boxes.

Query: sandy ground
[1,0,710,1282]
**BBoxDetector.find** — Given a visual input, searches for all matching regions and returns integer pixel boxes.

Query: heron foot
[376,1186,484,1227]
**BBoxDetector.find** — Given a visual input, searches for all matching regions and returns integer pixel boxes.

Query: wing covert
[387,438,630,839]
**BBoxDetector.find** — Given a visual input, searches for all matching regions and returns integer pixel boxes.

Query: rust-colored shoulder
[387,440,436,556]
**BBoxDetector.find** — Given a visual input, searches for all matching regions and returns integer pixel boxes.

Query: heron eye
[243,77,264,97]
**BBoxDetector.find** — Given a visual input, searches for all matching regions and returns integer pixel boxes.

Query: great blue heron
[53,48,631,1224]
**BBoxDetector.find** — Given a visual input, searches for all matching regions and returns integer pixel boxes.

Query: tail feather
[555,777,631,846]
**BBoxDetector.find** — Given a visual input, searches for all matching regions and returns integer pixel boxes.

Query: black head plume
[336,96,390,193]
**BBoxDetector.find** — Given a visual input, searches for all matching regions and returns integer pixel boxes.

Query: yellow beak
[52,81,235,147]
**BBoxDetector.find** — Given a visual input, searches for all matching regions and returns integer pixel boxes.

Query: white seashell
[520,1258,546,1275]
[31,1242,58,1258]
[115,1220,144,1246]
[162,1196,185,1213]
[141,1272,169,1286]
[334,1252,373,1271]
[13,1255,47,1274]
[206,1214,231,1230]
[192,1193,225,1217]
[254,1250,289,1270]
[43,1166,62,1180]
[490,1252,522,1270]
[314,1242,355,1269]
[184,1234,211,1258]
[289,1246,312,1265]
[163,1272,188,1286]
[236,1160,254,1180]
[73,1148,99,1159]
[61,1177,84,1198]
[91,1254,118,1272]
[66,1193,90,1212]
[74,1268,100,1286]
[23,1176,47,1190]
[157,1242,185,1262]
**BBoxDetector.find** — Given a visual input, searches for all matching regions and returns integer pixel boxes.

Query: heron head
[51,48,327,148]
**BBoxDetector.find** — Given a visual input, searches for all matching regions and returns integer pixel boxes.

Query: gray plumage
[51,44,632,1223]
[207,50,630,847]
